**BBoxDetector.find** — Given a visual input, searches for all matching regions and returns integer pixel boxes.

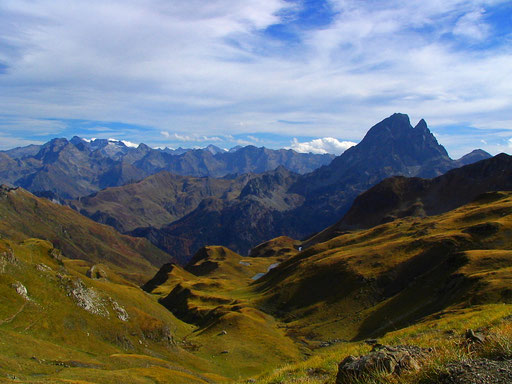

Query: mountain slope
[253,190,512,341]
[307,153,512,244]
[0,185,173,281]
[137,191,512,383]
[130,166,305,261]
[70,171,255,233]
[2,185,512,383]
[0,235,229,383]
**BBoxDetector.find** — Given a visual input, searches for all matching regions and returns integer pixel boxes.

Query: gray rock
[68,279,108,316]
[465,328,486,344]
[36,263,51,272]
[12,281,29,300]
[336,345,430,383]
[109,298,129,321]
[86,265,108,280]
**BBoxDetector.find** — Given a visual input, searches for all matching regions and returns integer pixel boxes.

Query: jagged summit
[347,113,449,167]
[295,113,454,198]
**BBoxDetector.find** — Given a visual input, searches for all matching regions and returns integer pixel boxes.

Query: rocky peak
[362,113,411,139]
[239,166,296,199]
[205,145,225,155]
[355,113,448,163]
[456,149,492,167]
[34,138,71,163]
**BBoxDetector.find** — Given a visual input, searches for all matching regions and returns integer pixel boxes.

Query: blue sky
[0,0,511,157]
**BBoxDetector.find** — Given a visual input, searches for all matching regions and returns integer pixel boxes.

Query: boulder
[86,265,108,280]
[336,345,430,384]
[12,281,29,300]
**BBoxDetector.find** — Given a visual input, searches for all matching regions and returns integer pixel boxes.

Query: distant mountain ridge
[71,113,492,262]
[0,137,334,199]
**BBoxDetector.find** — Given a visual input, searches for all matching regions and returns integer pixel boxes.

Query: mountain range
[68,113,492,262]
[2,112,512,383]
[0,137,333,199]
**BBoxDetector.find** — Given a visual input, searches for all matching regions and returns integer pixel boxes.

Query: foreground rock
[336,345,431,383]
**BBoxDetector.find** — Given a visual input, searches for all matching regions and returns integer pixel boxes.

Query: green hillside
[2,186,512,383]
[0,185,172,283]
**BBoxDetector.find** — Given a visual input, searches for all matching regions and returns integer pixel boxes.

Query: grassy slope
[0,237,227,383]
[137,192,512,382]
[0,187,173,282]
[253,192,512,340]
[146,245,303,379]
[3,188,512,383]
[69,171,251,233]
[239,191,512,383]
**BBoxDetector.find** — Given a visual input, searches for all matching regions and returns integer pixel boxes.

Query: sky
[0,0,511,157]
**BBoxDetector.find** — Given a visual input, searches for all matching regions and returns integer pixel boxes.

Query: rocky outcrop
[67,278,109,316]
[12,282,29,300]
[110,298,129,321]
[336,345,431,383]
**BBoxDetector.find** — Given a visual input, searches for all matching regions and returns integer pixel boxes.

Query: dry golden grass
[3,191,512,383]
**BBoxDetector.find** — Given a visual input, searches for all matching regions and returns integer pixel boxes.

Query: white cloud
[169,133,223,142]
[0,0,510,157]
[453,9,489,40]
[288,137,356,155]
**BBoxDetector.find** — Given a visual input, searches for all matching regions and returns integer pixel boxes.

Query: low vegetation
[2,188,512,382]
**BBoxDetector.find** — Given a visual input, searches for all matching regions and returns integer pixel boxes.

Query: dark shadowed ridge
[306,153,512,245]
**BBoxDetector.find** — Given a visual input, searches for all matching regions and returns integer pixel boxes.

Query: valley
[2,185,512,383]
[0,113,511,383]
[3,1,511,382]
[65,114,491,262]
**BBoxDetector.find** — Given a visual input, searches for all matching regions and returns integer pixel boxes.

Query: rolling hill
[140,190,512,383]
[2,170,512,383]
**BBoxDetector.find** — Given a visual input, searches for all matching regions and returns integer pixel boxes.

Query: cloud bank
[289,137,356,155]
